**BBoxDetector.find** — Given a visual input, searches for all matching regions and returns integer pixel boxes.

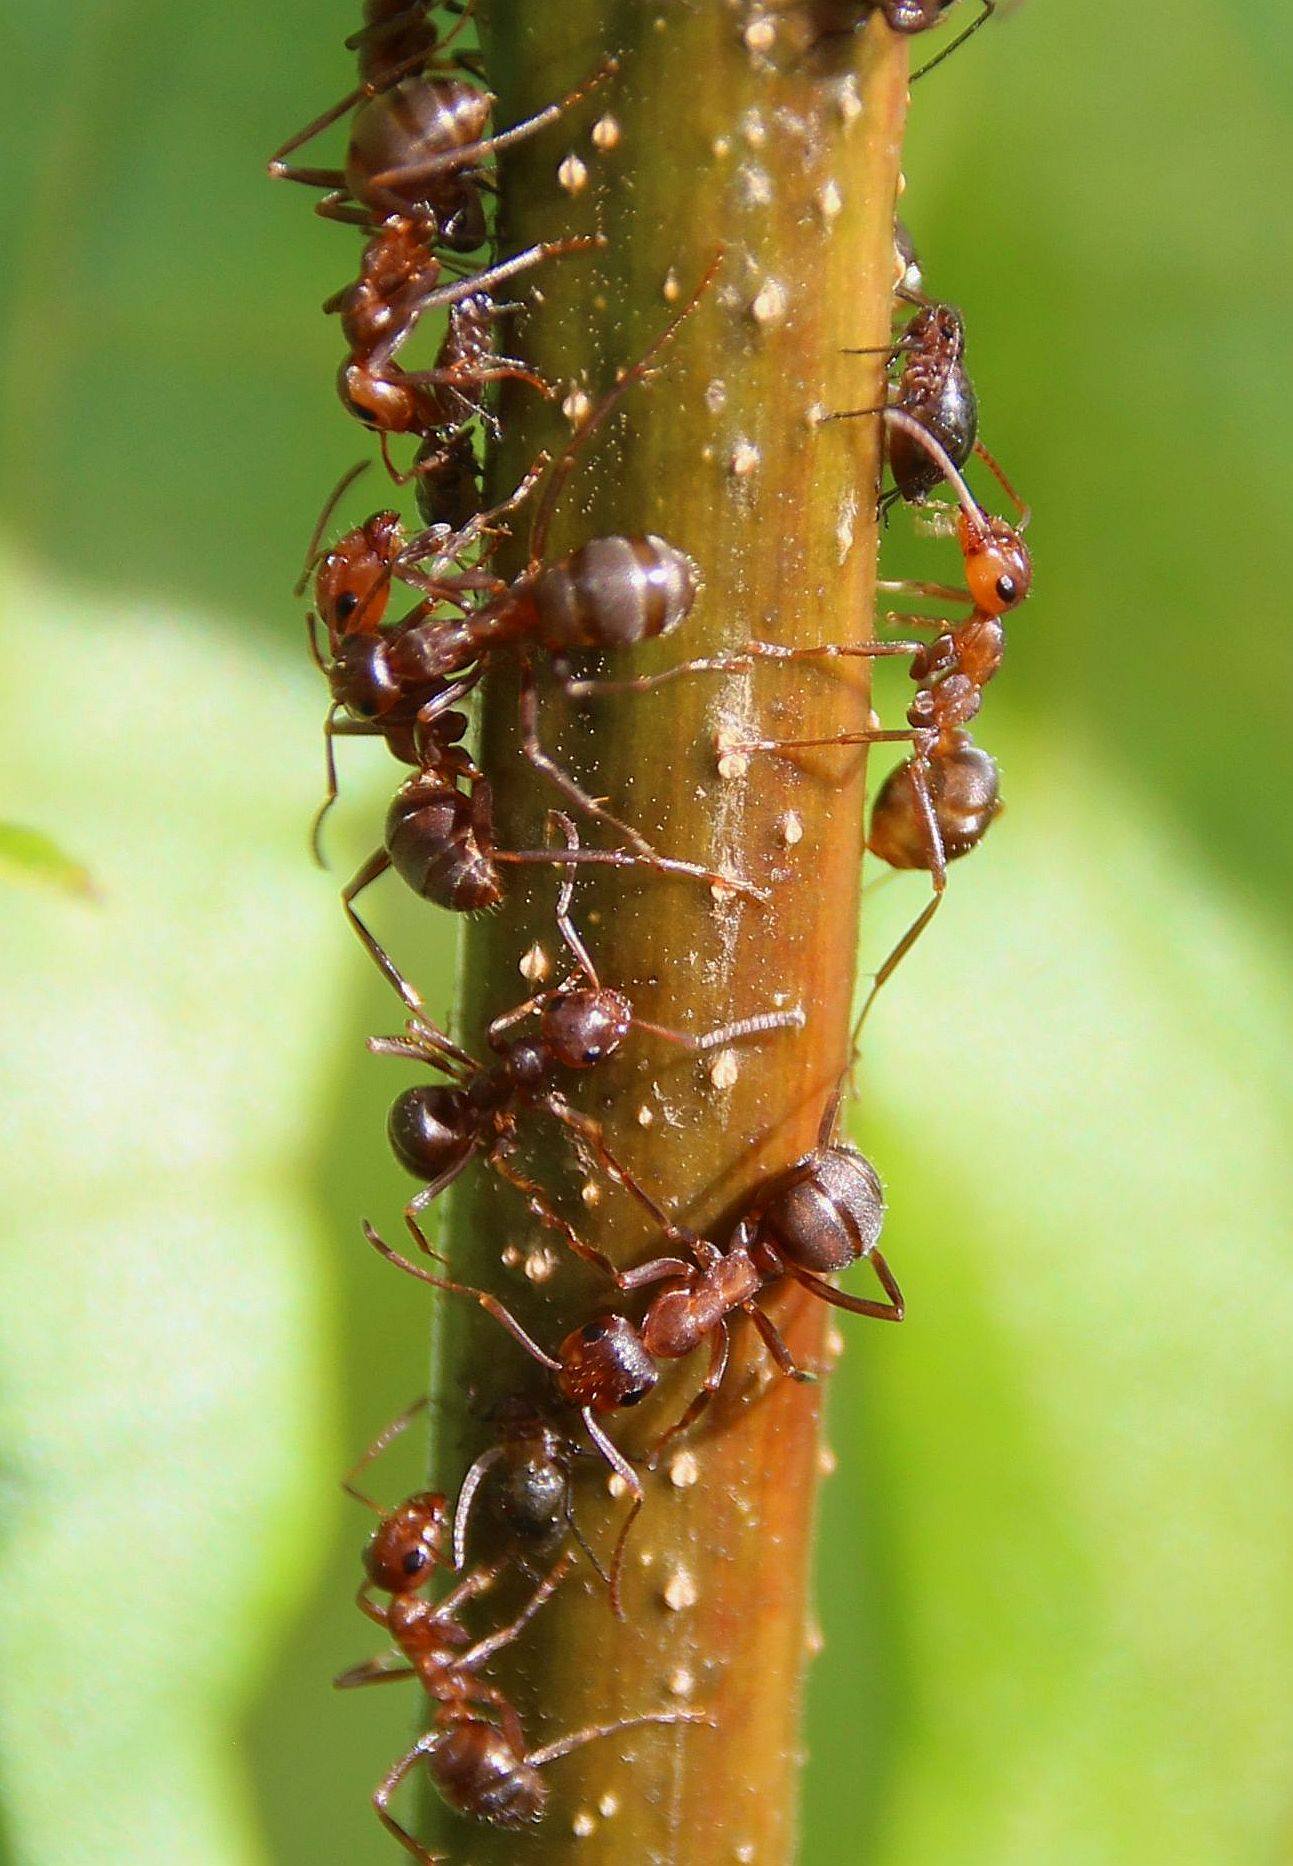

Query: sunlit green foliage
[1,0,1290,1861]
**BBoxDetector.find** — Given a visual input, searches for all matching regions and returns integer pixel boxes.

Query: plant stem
[425,8,908,1860]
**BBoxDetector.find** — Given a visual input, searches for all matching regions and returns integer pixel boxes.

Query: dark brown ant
[336,1492,706,1857]
[370,817,803,1237]
[269,52,615,231]
[831,301,978,508]
[362,1094,900,1577]
[347,1,484,93]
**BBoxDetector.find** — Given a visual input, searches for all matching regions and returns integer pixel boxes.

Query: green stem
[425,8,908,1860]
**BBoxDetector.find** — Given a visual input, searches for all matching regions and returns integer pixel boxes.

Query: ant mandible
[368,815,803,1250]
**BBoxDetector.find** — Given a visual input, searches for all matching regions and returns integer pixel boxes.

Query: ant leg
[434,1558,505,1622]
[489,1145,629,1286]
[451,1445,504,1570]
[405,1150,477,1221]
[546,810,600,983]
[363,1221,564,1373]
[606,1492,643,1622]
[912,0,995,82]
[541,1094,696,1254]
[494,843,770,907]
[371,1011,478,1075]
[364,234,604,326]
[527,1708,713,1771]
[342,1394,430,1511]
[649,1323,731,1464]
[564,637,921,702]
[743,1301,817,1382]
[310,704,343,868]
[735,725,917,757]
[267,47,430,179]
[788,1255,905,1323]
[853,756,947,1043]
[333,1652,417,1690]
[370,57,619,192]
[516,653,658,859]
[461,1553,574,1669]
[372,1732,448,1866]
[343,850,424,1013]
[876,585,968,610]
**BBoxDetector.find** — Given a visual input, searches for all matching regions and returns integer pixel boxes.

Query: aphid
[452,1396,609,1582]
[339,1524,706,1856]
[831,301,979,508]
[362,1096,900,1550]
[269,56,616,231]
[370,818,803,1233]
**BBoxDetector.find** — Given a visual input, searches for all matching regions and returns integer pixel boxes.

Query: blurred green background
[1,0,1290,1861]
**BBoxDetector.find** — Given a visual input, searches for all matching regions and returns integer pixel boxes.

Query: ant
[362,1091,901,1591]
[566,407,1029,1023]
[831,301,978,509]
[370,815,803,1240]
[328,224,597,457]
[269,43,615,231]
[337,1487,704,1856]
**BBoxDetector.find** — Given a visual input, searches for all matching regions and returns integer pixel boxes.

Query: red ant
[832,301,978,509]
[370,815,803,1238]
[337,1481,704,1856]
[328,225,597,458]
[361,1091,901,1591]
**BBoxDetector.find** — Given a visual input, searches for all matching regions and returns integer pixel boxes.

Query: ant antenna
[973,438,1031,528]
[911,0,995,83]
[294,460,371,596]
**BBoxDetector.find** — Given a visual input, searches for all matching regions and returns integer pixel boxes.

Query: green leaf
[0,822,96,900]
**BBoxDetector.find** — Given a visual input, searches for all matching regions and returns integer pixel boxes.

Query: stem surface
[425,8,908,1860]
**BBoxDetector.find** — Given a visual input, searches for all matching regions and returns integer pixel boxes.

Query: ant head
[557,1315,659,1414]
[387,1083,475,1183]
[363,1490,451,1594]
[315,513,401,639]
[541,988,633,1070]
[958,511,1032,616]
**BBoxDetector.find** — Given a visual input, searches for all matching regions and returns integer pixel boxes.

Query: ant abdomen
[530,536,698,650]
[430,1723,547,1828]
[346,77,491,221]
[757,1146,886,1275]
[388,1082,475,1182]
[869,735,1001,870]
[385,777,503,911]
[556,1317,659,1412]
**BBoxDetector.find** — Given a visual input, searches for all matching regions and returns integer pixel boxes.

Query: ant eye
[995,576,1017,604]
[336,592,359,622]
[581,1321,608,1344]
[621,1380,651,1406]
[402,1547,430,1576]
